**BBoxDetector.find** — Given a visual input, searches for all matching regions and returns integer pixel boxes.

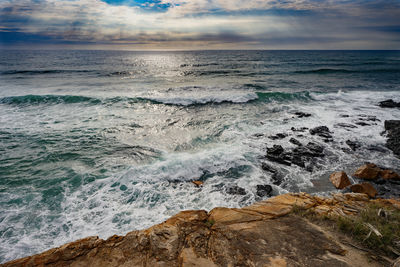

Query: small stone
[380,170,400,180]
[349,182,378,198]
[256,185,273,197]
[379,99,400,108]
[346,140,361,151]
[329,171,351,189]
[192,181,203,187]
[289,138,302,146]
[353,164,381,180]
[226,185,246,195]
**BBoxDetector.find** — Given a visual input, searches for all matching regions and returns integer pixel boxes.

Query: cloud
[0,0,400,49]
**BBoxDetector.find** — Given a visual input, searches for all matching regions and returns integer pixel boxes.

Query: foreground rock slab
[4,193,399,267]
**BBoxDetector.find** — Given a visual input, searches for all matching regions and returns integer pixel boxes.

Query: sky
[0,0,400,50]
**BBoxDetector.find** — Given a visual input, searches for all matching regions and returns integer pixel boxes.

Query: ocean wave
[294,68,400,74]
[0,91,315,108]
[1,70,93,75]
[0,95,102,105]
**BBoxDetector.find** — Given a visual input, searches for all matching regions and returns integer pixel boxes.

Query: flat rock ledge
[3,193,400,267]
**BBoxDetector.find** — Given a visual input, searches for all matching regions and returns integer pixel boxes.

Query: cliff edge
[3,193,400,267]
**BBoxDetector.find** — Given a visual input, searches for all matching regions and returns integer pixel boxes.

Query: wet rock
[305,142,324,156]
[268,133,288,140]
[289,138,302,146]
[192,181,203,187]
[380,169,400,180]
[271,172,284,186]
[346,140,361,151]
[267,145,284,155]
[291,154,305,168]
[252,133,264,138]
[294,112,312,118]
[261,162,278,173]
[358,115,380,122]
[256,185,273,197]
[349,182,378,198]
[379,99,400,108]
[355,121,370,126]
[330,171,352,189]
[339,114,350,118]
[385,120,400,131]
[334,123,357,129]
[384,120,400,157]
[353,163,381,180]
[309,126,332,139]
[291,127,308,132]
[266,145,291,166]
[226,185,247,195]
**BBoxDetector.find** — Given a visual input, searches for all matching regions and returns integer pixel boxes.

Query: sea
[1,50,400,262]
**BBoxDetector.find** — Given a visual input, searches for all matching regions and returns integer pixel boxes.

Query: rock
[309,126,332,139]
[266,145,291,166]
[329,171,351,189]
[192,181,203,187]
[294,112,312,118]
[346,140,361,151]
[267,145,284,155]
[349,182,378,198]
[384,120,400,157]
[353,163,381,180]
[289,137,302,146]
[291,127,308,132]
[305,142,324,155]
[339,114,350,118]
[334,123,357,129]
[379,99,400,108]
[380,170,400,180]
[6,192,400,267]
[226,185,247,195]
[271,172,284,185]
[357,115,380,122]
[261,162,278,173]
[268,133,287,140]
[385,120,400,131]
[256,185,273,197]
[355,121,370,126]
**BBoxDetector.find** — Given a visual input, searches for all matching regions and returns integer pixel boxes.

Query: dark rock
[261,163,277,174]
[379,99,400,108]
[294,112,312,118]
[256,185,273,197]
[266,145,292,166]
[358,115,380,122]
[291,127,308,132]
[253,133,264,138]
[268,133,287,140]
[291,154,305,168]
[334,123,357,129]
[226,185,247,195]
[271,172,284,185]
[355,121,370,126]
[267,145,284,155]
[384,120,400,157]
[289,138,302,146]
[346,140,361,151]
[339,114,350,118]
[309,126,332,138]
[385,120,400,131]
[305,142,324,155]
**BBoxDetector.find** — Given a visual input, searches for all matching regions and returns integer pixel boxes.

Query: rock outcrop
[330,171,351,189]
[385,120,400,157]
[4,193,399,267]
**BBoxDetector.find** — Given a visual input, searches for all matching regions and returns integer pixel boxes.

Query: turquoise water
[1,50,400,262]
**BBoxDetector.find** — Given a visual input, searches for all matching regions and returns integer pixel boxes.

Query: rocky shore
[3,104,400,267]
[3,192,400,267]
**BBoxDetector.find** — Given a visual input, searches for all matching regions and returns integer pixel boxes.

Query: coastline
[3,192,399,267]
